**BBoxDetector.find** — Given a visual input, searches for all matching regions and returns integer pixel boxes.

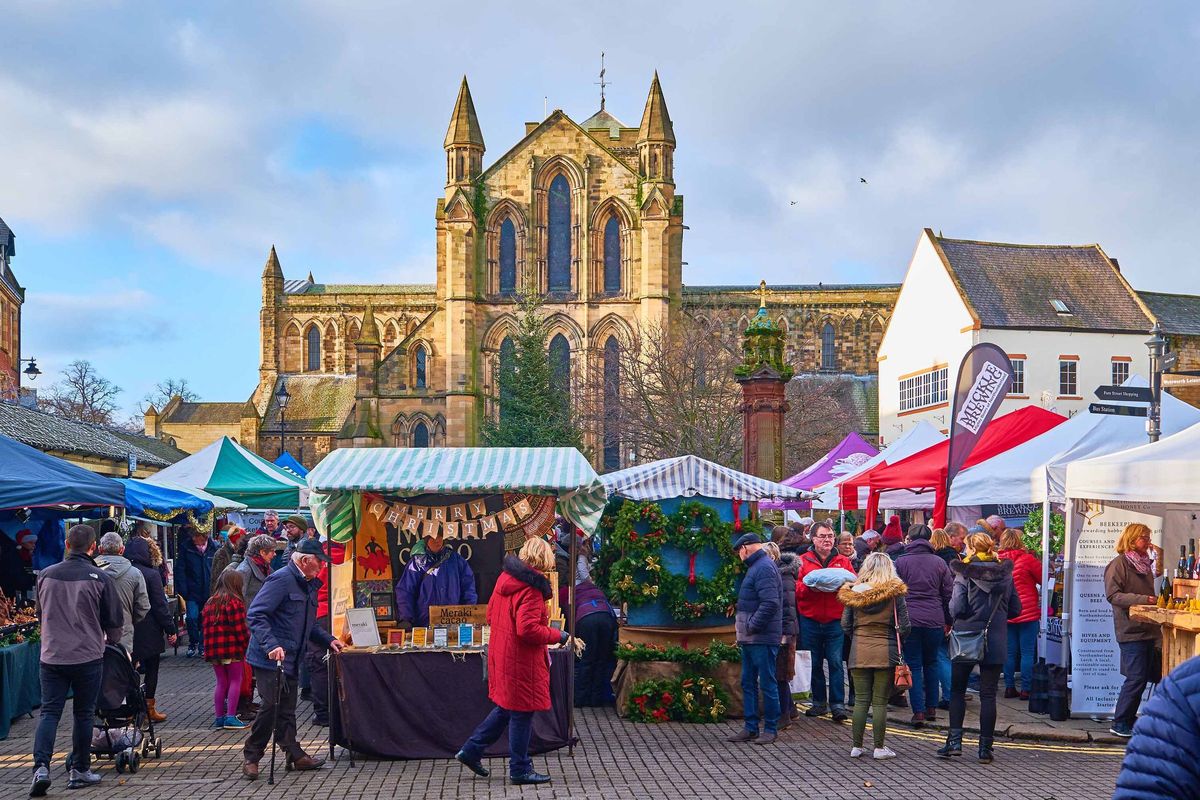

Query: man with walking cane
[241,539,344,781]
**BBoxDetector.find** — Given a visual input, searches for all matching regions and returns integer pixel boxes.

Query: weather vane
[754,279,773,310]
[595,51,610,111]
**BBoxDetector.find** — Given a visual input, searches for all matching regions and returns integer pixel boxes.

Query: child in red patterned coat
[203,570,251,730]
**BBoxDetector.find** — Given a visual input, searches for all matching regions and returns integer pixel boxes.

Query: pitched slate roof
[260,375,356,434]
[581,108,629,140]
[1139,291,1200,337]
[0,401,187,468]
[931,231,1152,333]
[0,216,14,257]
[162,402,246,425]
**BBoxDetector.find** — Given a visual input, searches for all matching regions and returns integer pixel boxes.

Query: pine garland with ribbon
[625,676,728,724]
[603,500,750,622]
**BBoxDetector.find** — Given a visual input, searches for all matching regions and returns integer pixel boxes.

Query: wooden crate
[1131,605,1200,679]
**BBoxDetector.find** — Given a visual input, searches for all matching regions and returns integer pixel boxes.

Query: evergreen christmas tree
[482,292,584,450]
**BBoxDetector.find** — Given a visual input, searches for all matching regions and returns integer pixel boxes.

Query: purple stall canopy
[760,432,879,511]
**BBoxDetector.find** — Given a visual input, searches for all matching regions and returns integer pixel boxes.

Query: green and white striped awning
[307,447,606,543]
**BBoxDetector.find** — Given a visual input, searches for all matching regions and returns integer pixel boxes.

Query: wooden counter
[1131,605,1200,678]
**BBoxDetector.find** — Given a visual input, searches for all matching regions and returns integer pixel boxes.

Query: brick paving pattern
[0,655,1124,800]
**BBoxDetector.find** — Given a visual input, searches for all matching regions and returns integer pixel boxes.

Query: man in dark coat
[894,524,952,725]
[124,537,176,723]
[241,539,343,780]
[728,533,783,746]
[175,526,216,657]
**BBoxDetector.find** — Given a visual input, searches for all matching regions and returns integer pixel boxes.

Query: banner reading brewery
[365,494,538,541]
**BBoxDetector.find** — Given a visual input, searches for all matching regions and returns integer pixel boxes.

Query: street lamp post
[19,358,40,381]
[1146,323,1167,444]
[275,379,291,457]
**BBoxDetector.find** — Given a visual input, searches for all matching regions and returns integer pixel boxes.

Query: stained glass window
[603,337,621,470]
[821,323,836,370]
[549,333,570,402]
[306,326,321,372]
[499,218,516,294]
[603,216,621,293]
[412,421,429,448]
[415,345,427,389]
[547,175,571,292]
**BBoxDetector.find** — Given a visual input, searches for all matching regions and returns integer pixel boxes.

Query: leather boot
[146,698,167,723]
[935,727,963,758]
[978,733,994,764]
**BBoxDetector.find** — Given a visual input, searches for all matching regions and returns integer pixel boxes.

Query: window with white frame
[1059,359,1078,396]
[1112,359,1130,386]
[899,366,949,413]
[1010,358,1025,395]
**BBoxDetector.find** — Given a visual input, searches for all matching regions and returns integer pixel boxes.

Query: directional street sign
[1094,385,1153,403]
[1089,402,1148,417]
[1164,374,1200,388]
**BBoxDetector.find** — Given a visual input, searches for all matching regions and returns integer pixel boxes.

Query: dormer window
[1050,299,1072,315]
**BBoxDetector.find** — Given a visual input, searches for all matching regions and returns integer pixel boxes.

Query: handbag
[949,587,1002,664]
[892,601,913,689]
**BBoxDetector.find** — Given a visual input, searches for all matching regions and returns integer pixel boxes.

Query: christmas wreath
[603,500,749,622]
[626,676,728,724]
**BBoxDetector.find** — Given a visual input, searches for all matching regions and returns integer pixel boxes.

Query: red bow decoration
[732,497,743,532]
[688,552,698,586]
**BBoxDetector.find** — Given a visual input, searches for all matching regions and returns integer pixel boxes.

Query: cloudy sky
[2,2,1198,417]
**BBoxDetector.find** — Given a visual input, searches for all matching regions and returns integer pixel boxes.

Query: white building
[877,229,1154,446]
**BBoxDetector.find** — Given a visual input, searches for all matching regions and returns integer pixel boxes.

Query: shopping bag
[789,649,812,694]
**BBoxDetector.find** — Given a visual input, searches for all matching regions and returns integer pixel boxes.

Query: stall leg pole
[326,652,335,763]
[567,526,577,757]
[1040,497,1051,661]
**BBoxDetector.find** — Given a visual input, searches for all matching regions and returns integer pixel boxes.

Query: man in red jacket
[795,521,856,721]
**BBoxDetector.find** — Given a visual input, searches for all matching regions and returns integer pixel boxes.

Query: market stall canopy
[1066,419,1200,506]
[145,436,307,509]
[951,377,1200,507]
[865,406,1067,524]
[820,422,946,511]
[117,478,215,523]
[144,481,247,511]
[601,454,815,503]
[0,433,125,511]
[273,451,309,478]
[307,447,605,542]
[760,433,878,511]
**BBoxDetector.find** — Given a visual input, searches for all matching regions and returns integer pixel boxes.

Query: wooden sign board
[428,604,488,627]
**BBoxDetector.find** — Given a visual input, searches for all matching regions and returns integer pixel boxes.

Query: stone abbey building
[153,75,899,469]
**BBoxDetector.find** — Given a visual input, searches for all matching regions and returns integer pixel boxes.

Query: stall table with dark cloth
[331,648,571,760]
[0,640,41,740]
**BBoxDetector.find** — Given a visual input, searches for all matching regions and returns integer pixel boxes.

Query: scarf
[963,551,997,564]
[1124,550,1153,576]
[251,552,273,574]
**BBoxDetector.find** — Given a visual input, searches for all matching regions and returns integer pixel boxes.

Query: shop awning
[865,406,1067,524]
[602,454,814,503]
[307,447,606,541]
[0,433,125,511]
[146,436,307,509]
[950,377,1200,506]
[760,433,878,511]
[117,479,215,523]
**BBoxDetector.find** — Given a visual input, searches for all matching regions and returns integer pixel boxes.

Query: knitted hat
[285,515,308,531]
[16,530,37,547]
[226,526,246,547]
[882,515,904,545]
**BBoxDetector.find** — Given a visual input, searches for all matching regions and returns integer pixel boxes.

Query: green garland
[626,676,728,724]
[603,500,749,622]
[615,641,740,670]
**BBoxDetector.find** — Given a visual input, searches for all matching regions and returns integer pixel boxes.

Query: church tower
[444,76,484,188]
[257,245,283,415]
[636,73,683,326]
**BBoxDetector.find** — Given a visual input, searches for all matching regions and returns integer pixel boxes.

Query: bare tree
[782,374,867,476]
[140,377,199,413]
[41,360,123,425]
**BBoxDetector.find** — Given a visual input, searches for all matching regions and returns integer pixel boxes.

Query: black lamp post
[1146,323,1168,444]
[275,379,291,456]
[19,357,40,381]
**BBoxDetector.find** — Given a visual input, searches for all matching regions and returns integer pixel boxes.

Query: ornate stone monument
[736,281,793,482]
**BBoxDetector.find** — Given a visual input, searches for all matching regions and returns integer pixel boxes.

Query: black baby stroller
[67,644,164,774]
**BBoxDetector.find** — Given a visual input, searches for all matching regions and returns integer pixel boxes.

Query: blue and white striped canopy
[307,447,606,542]
[601,455,815,503]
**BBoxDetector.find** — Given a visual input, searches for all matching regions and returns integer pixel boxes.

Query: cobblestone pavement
[0,655,1124,800]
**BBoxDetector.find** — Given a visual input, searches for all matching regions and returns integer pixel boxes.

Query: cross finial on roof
[595,52,610,111]
[754,279,772,310]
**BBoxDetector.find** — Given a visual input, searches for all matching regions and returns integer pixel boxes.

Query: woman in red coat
[456,537,568,786]
[998,530,1042,699]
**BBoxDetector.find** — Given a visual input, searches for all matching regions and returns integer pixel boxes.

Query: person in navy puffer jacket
[1113,654,1200,800]
[727,533,783,745]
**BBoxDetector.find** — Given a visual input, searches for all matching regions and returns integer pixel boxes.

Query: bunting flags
[364,493,536,543]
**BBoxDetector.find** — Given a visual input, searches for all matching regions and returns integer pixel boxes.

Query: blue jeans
[740,643,780,734]
[800,617,845,708]
[937,639,951,703]
[1004,620,1038,692]
[460,705,534,778]
[903,626,943,714]
[186,599,203,650]
[34,660,103,771]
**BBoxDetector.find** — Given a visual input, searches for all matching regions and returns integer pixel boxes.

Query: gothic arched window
[499,218,517,294]
[821,322,836,370]
[549,333,570,403]
[414,344,428,389]
[547,175,571,292]
[306,325,321,372]
[603,336,621,470]
[498,336,515,421]
[603,216,621,294]
[412,421,430,448]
